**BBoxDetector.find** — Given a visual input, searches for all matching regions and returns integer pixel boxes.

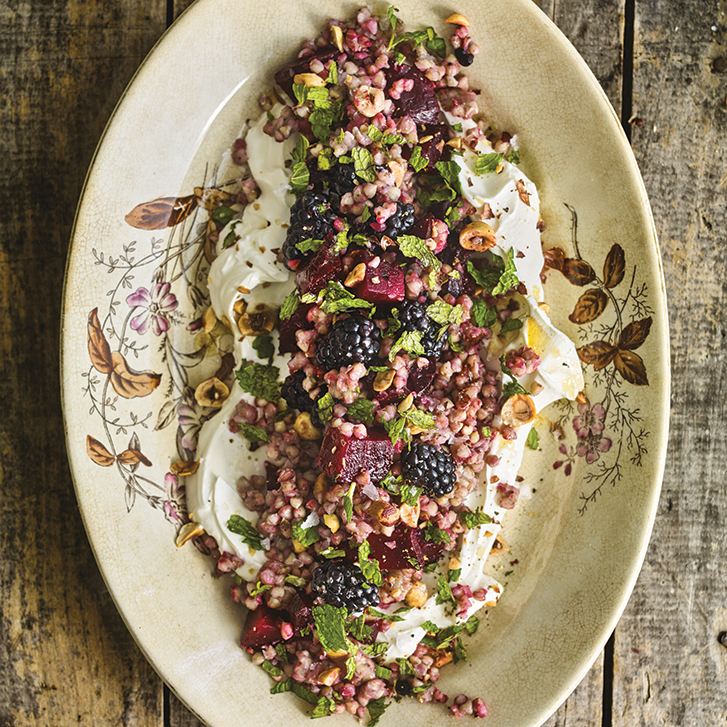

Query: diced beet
[459,321,488,348]
[241,604,284,648]
[278,302,313,355]
[367,527,422,570]
[409,213,436,240]
[411,527,445,567]
[407,357,437,394]
[284,589,314,635]
[353,259,405,303]
[296,238,343,295]
[316,425,394,483]
[265,462,281,490]
[373,385,407,407]
[385,64,441,125]
[402,124,450,169]
[274,45,342,101]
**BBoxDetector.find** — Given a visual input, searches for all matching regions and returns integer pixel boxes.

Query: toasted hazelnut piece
[388,160,405,187]
[490,533,509,554]
[236,285,251,295]
[331,24,344,53]
[408,426,425,436]
[515,179,531,207]
[170,459,200,476]
[294,412,323,440]
[448,556,461,572]
[203,306,218,333]
[500,393,536,427]
[353,85,386,117]
[399,501,420,528]
[397,393,414,414]
[195,377,229,408]
[344,262,366,287]
[484,600,498,607]
[373,369,396,392]
[445,13,470,26]
[238,304,276,337]
[405,580,428,608]
[292,539,306,554]
[370,501,400,527]
[459,221,497,251]
[314,473,331,499]
[323,513,340,533]
[326,648,349,659]
[434,652,454,667]
[418,134,433,144]
[538,302,550,314]
[293,72,326,87]
[318,667,341,686]
[446,137,463,151]
[232,297,248,318]
[175,521,204,547]
[576,391,588,405]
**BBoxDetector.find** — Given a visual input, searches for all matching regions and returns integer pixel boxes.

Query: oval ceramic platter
[61,0,669,725]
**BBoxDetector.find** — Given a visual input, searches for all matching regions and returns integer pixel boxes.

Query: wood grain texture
[613,0,727,724]
[0,1,167,725]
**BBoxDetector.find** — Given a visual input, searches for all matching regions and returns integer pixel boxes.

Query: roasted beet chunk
[278,302,313,355]
[295,238,343,295]
[241,604,284,648]
[367,524,445,570]
[385,64,441,125]
[353,259,405,303]
[274,45,342,100]
[316,425,394,483]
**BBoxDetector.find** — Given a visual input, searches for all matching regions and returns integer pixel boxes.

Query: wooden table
[2,0,725,724]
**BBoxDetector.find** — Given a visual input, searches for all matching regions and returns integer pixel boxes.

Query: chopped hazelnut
[294,412,323,440]
[194,377,229,408]
[405,580,428,608]
[500,393,536,427]
[459,221,497,251]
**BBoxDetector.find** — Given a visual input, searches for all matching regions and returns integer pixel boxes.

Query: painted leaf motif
[562,258,597,286]
[618,317,652,350]
[109,351,162,399]
[603,244,626,288]
[87,308,113,374]
[117,449,152,466]
[577,341,618,371]
[87,435,115,466]
[614,350,649,386]
[542,246,565,272]
[154,399,177,431]
[125,194,198,230]
[569,289,609,324]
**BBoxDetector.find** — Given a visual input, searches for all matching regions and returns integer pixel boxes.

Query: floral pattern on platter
[543,205,654,514]
[81,179,241,531]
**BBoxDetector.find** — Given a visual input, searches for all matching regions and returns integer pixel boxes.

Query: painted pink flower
[573,401,606,439]
[178,403,206,452]
[127,283,178,335]
[576,432,613,464]
[163,472,187,526]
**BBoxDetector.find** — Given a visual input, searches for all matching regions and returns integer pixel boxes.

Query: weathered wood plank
[613,0,727,725]
[0,1,167,725]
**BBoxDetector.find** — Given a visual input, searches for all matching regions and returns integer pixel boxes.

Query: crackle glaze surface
[61,0,669,725]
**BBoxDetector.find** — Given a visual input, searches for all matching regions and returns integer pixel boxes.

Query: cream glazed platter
[61,0,669,725]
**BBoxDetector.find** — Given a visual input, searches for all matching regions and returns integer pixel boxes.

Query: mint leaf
[250,580,272,596]
[328,62,338,85]
[235,360,280,402]
[345,654,357,680]
[311,697,335,718]
[291,135,310,163]
[475,152,504,175]
[400,484,421,506]
[374,665,393,680]
[343,482,355,524]
[316,392,335,425]
[424,522,450,544]
[396,657,415,675]
[397,235,441,271]
[262,660,284,677]
[358,540,384,586]
[471,299,497,328]
[367,125,384,143]
[503,380,528,397]
[351,146,376,183]
[237,422,271,444]
[454,635,468,663]
[427,300,464,326]
[434,160,463,196]
[465,615,480,635]
[448,567,462,582]
[271,678,292,695]
[227,515,264,550]
[291,681,319,704]
[492,248,520,296]
[222,220,241,249]
[317,281,374,315]
[367,697,390,727]
[313,604,352,653]
[310,100,344,143]
[387,5,400,47]
[289,161,310,194]
[459,508,493,528]
[292,520,319,548]
[280,290,300,321]
[292,83,307,105]
[466,258,504,292]
[347,614,374,641]
[506,148,521,164]
[368,607,405,623]
[347,397,375,424]
[252,335,275,361]
[320,547,346,559]
[408,146,428,172]
[389,329,425,361]
[212,205,235,225]
[306,86,330,108]
[435,573,456,605]
[383,414,408,445]
[295,237,324,254]
[500,317,523,334]
[404,408,436,430]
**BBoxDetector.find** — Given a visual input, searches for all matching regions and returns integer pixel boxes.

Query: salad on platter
[179,6,583,721]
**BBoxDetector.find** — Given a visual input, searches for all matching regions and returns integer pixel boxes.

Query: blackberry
[281,370,327,427]
[310,561,380,613]
[315,314,381,370]
[282,191,337,267]
[330,163,359,198]
[398,301,447,358]
[382,201,415,239]
[401,442,456,498]
[455,47,475,67]
[398,300,429,333]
